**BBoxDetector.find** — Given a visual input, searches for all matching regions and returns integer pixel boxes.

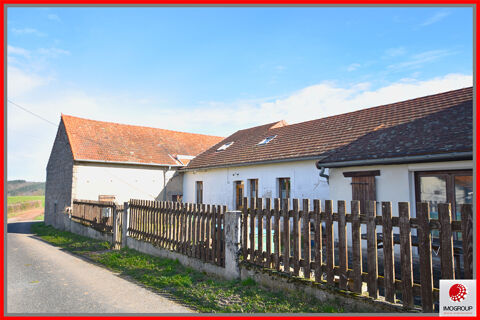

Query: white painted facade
[182,159,329,209]
[72,162,183,204]
[328,160,473,217]
[328,159,473,251]
[184,159,472,253]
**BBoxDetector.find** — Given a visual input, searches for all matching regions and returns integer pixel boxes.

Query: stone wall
[55,213,113,243]
[239,262,418,313]
[45,120,74,227]
[125,210,242,280]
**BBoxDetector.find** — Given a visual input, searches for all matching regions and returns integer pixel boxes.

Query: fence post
[112,205,118,248]
[122,202,129,248]
[224,210,242,280]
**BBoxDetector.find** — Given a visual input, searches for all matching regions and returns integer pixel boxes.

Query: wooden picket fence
[71,199,118,233]
[128,199,226,267]
[241,197,473,312]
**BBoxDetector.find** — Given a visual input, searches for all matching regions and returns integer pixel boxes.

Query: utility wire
[7,99,58,127]
[8,99,159,200]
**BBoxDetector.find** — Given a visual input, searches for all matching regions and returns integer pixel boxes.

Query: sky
[7,6,474,182]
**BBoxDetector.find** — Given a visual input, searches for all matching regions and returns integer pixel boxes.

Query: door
[235,181,244,210]
[351,175,376,214]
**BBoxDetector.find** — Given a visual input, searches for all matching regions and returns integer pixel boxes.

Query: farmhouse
[45,115,223,226]
[182,87,473,218]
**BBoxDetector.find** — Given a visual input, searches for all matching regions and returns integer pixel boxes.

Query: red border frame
[1,2,477,319]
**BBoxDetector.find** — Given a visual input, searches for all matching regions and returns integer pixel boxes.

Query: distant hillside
[7,180,45,196]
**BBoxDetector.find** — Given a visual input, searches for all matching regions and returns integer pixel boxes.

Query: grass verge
[7,195,45,206]
[31,223,358,313]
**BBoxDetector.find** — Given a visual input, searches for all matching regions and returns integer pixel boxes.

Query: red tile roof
[186,87,473,170]
[62,115,224,166]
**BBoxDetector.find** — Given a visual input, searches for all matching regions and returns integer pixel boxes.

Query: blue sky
[7,6,474,181]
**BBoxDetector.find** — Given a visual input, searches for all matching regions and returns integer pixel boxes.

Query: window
[196,181,203,204]
[278,178,290,203]
[216,141,234,151]
[257,135,277,145]
[235,181,244,210]
[415,170,472,239]
[249,179,258,200]
[172,195,183,202]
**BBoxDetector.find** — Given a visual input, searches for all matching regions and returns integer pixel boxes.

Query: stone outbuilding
[45,114,223,226]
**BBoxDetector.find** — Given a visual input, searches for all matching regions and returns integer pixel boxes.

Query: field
[7,195,45,220]
[7,195,45,206]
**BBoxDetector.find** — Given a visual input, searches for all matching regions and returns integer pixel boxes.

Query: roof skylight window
[257,135,277,145]
[216,141,234,151]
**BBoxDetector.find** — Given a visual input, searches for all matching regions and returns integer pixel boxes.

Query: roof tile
[186,87,473,169]
[62,115,224,166]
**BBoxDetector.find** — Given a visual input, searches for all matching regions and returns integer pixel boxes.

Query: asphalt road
[7,221,194,314]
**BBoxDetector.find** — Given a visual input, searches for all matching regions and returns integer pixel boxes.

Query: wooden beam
[343,170,381,177]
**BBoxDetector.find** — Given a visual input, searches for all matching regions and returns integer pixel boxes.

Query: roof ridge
[268,86,473,131]
[61,114,224,138]
[236,120,288,133]
[186,86,473,170]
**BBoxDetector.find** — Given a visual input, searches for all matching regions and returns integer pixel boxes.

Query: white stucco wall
[328,160,473,217]
[72,162,183,204]
[182,160,329,209]
[329,160,473,251]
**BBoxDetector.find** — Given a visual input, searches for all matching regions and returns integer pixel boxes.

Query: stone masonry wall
[44,120,74,226]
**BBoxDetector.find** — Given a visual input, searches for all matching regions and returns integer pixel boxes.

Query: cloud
[421,11,450,27]
[47,13,61,22]
[384,47,406,58]
[387,49,455,71]
[7,45,70,98]
[346,63,361,72]
[37,47,70,57]
[11,27,46,37]
[246,73,472,125]
[7,45,31,58]
[7,72,472,181]
[7,66,52,97]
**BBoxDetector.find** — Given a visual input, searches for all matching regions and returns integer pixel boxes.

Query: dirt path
[8,207,44,223]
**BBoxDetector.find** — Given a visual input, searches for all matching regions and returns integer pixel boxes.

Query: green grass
[7,195,45,207]
[34,214,44,221]
[31,223,352,313]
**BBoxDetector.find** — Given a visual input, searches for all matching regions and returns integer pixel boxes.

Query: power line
[7,99,58,127]
[7,99,164,200]
[7,99,159,199]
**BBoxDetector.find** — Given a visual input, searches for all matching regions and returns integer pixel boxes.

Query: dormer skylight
[216,141,234,151]
[257,135,277,145]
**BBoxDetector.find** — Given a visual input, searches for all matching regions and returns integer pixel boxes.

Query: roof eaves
[74,159,184,167]
[61,115,78,160]
[181,155,322,172]
[315,151,473,169]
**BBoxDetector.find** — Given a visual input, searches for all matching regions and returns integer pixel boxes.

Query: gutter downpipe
[163,166,172,201]
[315,163,330,183]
